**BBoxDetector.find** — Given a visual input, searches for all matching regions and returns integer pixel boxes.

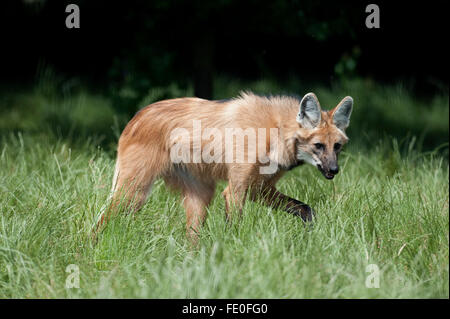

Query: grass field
[0,76,448,298]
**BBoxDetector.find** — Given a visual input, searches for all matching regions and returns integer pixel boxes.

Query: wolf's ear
[332,96,353,130]
[297,93,322,129]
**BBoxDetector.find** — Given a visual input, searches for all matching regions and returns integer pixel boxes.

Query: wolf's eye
[334,143,342,151]
[314,143,325,150]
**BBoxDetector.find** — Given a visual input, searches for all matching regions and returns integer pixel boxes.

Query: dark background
[0,0,448,154]
[1,0,448,98]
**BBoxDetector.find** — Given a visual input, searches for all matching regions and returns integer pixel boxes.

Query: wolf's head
[295,93,353,180]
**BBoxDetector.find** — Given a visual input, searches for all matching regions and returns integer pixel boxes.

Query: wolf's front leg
[256,186,315,222]
[222,183,247,222]
[222,167,255,222]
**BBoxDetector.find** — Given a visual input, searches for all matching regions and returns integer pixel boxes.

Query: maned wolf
[95,92,353,242]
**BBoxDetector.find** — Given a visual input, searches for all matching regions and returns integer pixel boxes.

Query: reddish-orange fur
[95,92,352,243]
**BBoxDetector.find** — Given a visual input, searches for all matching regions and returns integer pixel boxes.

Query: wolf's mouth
[317,165,335,180]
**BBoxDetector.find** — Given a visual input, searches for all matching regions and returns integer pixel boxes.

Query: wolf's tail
[92,158,120,230]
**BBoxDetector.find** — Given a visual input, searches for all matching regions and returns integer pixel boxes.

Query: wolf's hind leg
[94,146,168,235]
[95,173,154,234]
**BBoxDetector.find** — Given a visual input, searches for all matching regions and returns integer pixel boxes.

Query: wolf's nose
[330,166,339,175]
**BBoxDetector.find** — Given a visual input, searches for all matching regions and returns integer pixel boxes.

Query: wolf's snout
[330,165,339,175]
[318,164,338,180]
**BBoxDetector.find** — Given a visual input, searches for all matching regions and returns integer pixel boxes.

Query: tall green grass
[0,132,447,298]
[0,76,448,298]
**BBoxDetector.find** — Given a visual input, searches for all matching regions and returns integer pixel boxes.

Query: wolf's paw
[298,205,315,223]
[285,200,316,223]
